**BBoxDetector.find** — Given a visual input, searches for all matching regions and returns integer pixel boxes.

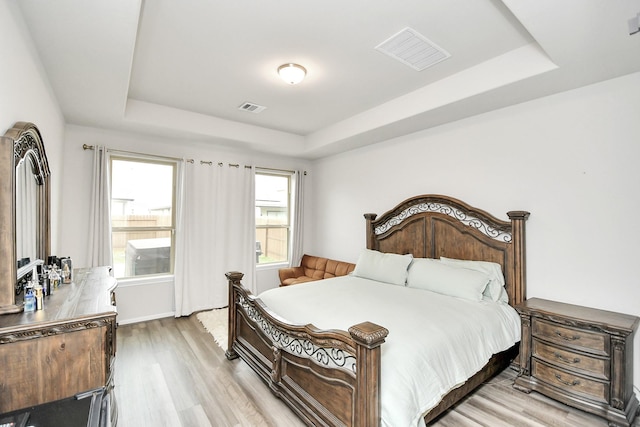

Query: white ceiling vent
[375,27,450,71]
[238,102,266,113]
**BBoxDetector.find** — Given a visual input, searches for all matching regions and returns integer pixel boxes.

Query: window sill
[116,274,174,288]
[256,262,288,271]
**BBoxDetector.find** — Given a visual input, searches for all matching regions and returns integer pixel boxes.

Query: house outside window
[255,170,292,265]
[110,157,176,279]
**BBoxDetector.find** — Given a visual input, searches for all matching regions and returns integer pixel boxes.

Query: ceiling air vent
[238,102,266,113]
[375,27,450,71]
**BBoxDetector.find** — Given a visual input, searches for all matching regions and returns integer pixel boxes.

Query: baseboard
[118,311,175,325]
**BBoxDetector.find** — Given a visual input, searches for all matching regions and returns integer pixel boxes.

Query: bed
[225,194,529,426]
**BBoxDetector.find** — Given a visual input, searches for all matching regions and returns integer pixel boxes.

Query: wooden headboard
[364,194,530,306]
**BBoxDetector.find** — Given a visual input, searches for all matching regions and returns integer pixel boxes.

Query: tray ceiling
[17,0,640,158]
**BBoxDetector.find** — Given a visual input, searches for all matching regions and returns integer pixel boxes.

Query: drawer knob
[554,330,580,341]
[555,373,580,387]
[553,352,580,364]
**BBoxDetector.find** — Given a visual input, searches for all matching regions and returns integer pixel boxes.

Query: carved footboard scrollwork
[237,293,358,372]
[225,271,388,427]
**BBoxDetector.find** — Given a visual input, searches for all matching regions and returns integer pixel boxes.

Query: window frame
[255,169,293,267]
[110,155,178,279]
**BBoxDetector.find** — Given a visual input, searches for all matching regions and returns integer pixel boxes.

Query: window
[255,170,292,265]
[110,157,176,279]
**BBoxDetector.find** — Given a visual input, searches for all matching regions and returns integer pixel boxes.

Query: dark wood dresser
[514,297,639,427]
[0,266,117,424]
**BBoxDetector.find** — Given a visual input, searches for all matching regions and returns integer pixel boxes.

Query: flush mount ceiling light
[277,63,307,85]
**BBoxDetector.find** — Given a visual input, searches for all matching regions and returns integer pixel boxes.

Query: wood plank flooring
[114,316,637,427]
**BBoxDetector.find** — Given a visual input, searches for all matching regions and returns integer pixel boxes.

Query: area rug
[196,307,228,350]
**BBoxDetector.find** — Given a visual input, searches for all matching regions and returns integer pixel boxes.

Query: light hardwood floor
[114,316,637,427]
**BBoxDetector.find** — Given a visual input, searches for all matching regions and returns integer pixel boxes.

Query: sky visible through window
[256,173,287,206]
[111,160,173,214]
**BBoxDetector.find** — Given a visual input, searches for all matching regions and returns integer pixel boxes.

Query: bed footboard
[225,271,388,427]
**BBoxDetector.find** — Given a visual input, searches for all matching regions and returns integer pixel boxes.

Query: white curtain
[87,145,113,268]
[290,170,305,266]
[174,162,256,316]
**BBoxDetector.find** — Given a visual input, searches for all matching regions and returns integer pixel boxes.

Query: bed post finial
[364,213,377,250]
[507,211,530,306]
[225,271,244,360]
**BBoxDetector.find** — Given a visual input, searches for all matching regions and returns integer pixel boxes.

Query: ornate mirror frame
[0,122,50,314]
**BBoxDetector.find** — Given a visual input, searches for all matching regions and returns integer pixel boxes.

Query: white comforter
[258,275,521,427]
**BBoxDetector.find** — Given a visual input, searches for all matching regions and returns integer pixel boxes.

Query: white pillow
[352,249,413,286]
[407,258,490,302]
[439,257,507,303]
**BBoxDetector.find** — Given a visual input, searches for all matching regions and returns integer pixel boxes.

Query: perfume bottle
[62,263,71,284]
[24,283,36,312]
[61,257,73,283]
[42,271,51,296]
[50,265,61,289]
[34,284,44,310]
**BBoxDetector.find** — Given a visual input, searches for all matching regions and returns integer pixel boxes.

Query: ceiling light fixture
[278,63,307,85]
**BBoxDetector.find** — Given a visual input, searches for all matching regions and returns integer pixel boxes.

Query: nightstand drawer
[532,359,608,404]
[532,318,607,356]
[532,339,609,380]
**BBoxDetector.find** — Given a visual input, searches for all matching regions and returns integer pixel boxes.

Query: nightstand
[514,298,639,427]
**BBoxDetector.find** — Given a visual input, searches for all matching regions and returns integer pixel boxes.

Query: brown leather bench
[278,254,355,286]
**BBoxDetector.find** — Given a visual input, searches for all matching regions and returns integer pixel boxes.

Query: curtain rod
[82,144,306,175]
[82,144,190,163]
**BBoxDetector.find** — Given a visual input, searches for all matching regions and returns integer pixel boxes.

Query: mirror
[0,122,50,314]
[16,155,39,267]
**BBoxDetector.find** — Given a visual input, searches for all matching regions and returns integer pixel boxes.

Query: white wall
[60,125,313,323]
[0,1,65,250]
[311,71,640,391]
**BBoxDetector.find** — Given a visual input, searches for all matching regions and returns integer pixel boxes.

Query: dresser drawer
[532,359,609,404]
[532,318,608,356]
[532,339,609,380]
